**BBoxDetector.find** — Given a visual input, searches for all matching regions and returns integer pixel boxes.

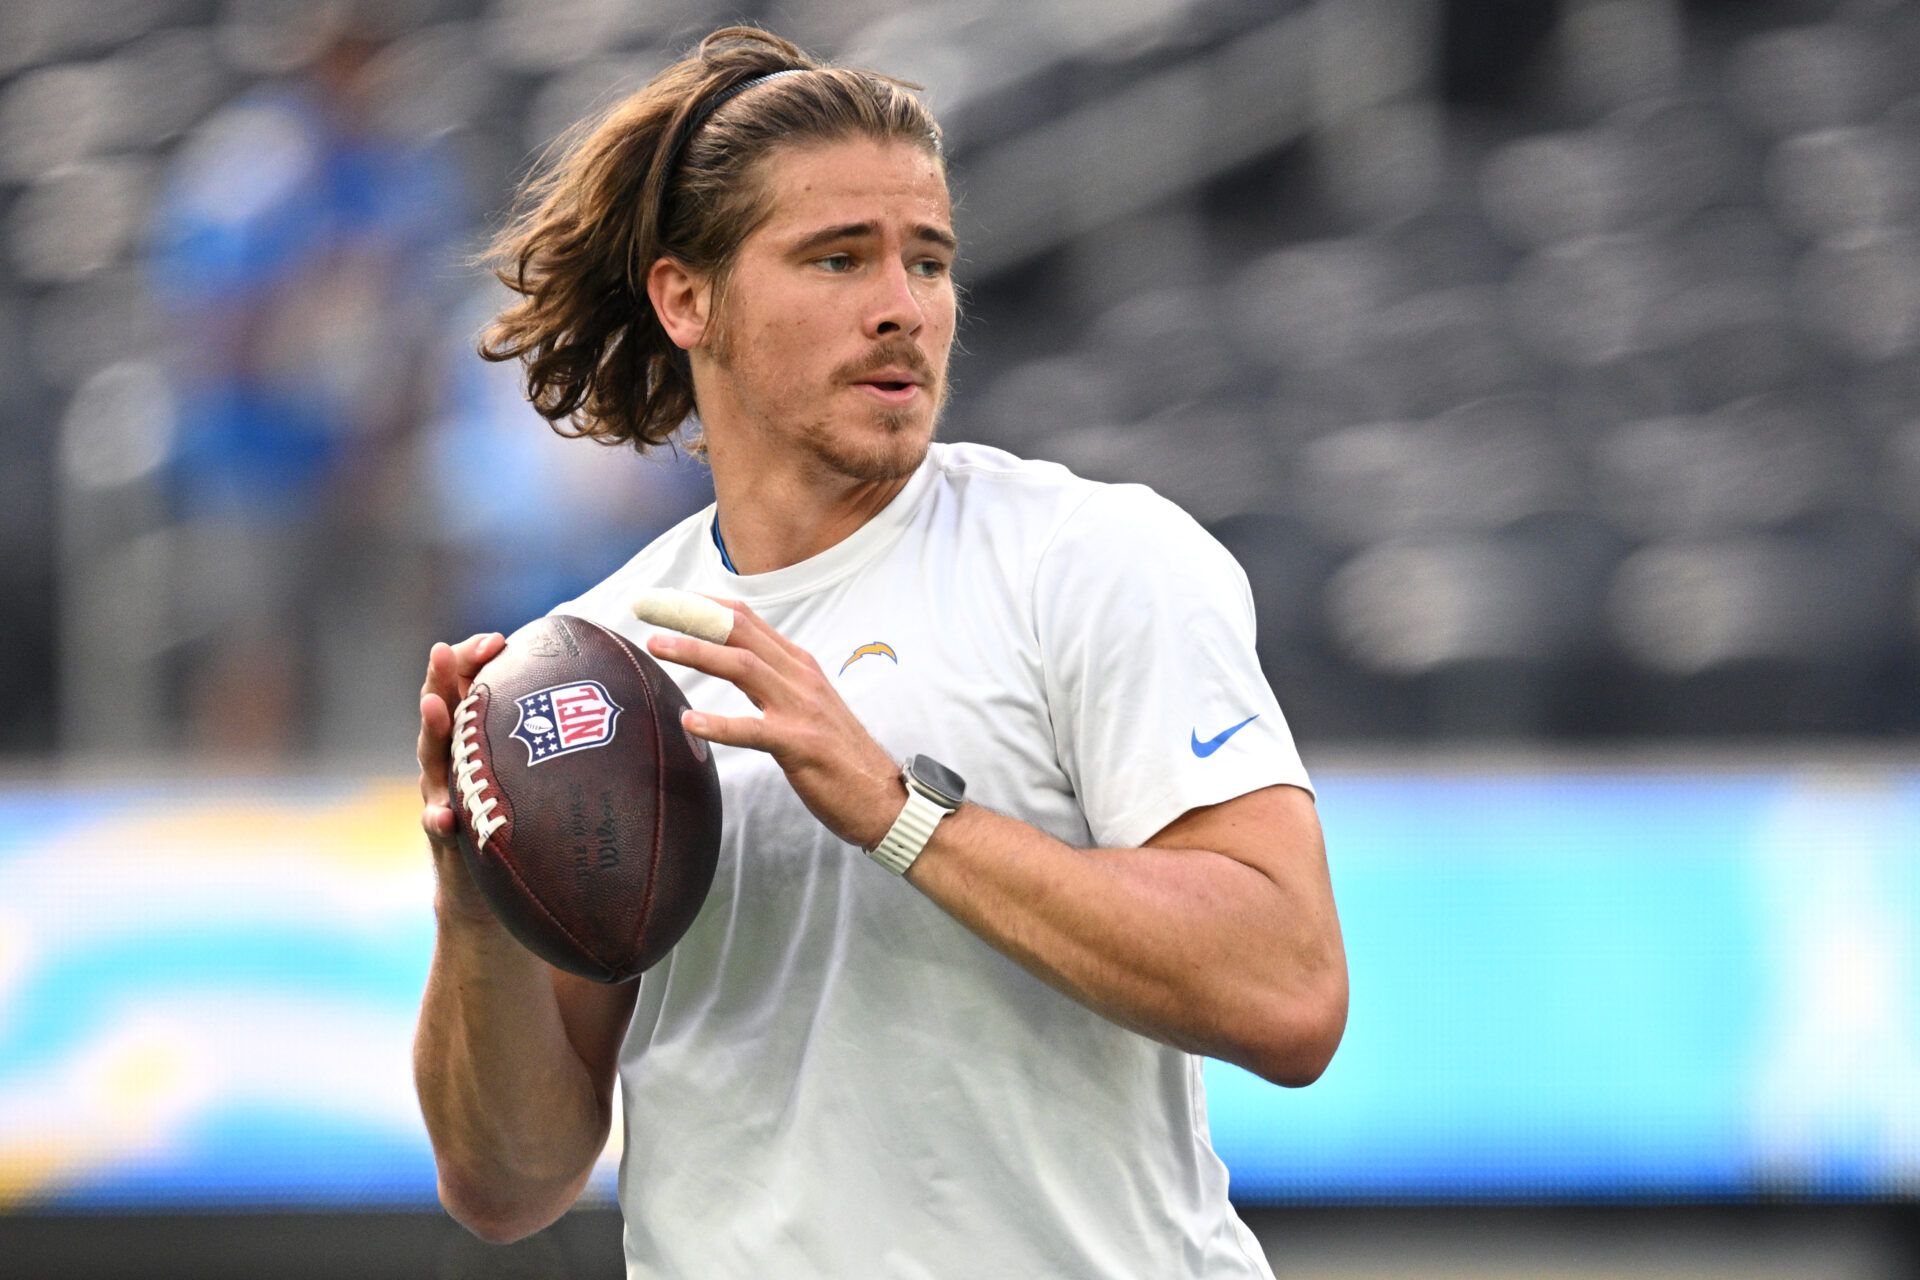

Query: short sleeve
[1035,484,1312,849]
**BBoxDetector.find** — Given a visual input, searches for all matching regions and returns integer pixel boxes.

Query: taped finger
[631,588,735,645]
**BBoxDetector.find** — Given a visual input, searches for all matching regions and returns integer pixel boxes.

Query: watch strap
[867,785,948,875]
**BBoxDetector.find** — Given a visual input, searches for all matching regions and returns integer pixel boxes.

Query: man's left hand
[643,597,905,849]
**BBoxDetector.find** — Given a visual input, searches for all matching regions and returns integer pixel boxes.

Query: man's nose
[868,259,925,338]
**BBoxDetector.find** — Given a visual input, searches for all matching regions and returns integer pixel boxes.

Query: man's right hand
[412,626,637,1244]
[417,632,506,922]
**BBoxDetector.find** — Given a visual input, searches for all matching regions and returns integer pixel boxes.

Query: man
[414,26,1346,1279]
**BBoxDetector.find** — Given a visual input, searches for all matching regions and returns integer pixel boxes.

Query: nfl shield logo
[511,681,623,765]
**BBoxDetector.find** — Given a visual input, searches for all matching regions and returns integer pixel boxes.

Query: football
[449,614,723,982]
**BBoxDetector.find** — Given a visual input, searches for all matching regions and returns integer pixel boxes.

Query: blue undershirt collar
[711,515,738,574]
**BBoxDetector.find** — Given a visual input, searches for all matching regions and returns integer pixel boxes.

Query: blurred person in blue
[412,27,1344,1279]
[422,282,715,644]
[146,19,467,756]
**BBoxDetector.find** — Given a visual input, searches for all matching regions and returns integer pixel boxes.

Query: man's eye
[911,258,950,278]
[817,254,854,272]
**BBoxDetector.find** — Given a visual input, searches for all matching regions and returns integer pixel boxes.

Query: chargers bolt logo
[838,641,899,676]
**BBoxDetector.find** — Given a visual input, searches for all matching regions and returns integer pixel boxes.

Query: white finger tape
[630,588,735,645]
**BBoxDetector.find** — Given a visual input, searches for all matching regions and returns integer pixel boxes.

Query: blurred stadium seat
[2,0,1911,749]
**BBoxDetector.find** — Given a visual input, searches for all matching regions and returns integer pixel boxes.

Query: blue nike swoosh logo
[1191,714,1259,758]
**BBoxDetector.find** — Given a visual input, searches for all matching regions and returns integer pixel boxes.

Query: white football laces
[451,693,506,848]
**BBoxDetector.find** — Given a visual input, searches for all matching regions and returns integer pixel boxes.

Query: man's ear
[647,256,710,351]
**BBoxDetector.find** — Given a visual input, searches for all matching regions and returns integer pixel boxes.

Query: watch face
[907,754,965,808]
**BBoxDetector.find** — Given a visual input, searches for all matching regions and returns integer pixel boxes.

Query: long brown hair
[474,27,943,457]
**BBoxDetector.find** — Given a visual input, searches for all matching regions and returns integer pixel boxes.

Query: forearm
[903,802,1342,1084]
[413,901,608,1239]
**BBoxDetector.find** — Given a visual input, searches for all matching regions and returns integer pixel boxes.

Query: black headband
[685,67,810,140]
[660,67,811,195]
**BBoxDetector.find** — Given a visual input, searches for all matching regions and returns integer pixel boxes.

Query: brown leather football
[449,614,722,982]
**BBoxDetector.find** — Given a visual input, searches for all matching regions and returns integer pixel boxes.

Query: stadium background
[1,0,1917,1276]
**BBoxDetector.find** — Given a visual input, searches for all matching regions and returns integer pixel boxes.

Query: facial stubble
[708,310,950,485]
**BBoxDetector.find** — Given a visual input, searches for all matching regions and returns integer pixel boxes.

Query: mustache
[833,342,936,385]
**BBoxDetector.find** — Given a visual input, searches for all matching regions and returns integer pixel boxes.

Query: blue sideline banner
[1,768,1916,1209]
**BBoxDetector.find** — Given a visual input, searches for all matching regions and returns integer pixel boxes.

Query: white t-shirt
[553,441,1312,1280]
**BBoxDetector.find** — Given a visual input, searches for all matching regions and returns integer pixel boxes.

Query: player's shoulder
[548,504,714,629]
[926,440,1089,508]
[926,440,1183,539]
[925,443,1228,602]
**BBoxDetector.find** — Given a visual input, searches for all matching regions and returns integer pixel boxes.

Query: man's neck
[705,439,917,577]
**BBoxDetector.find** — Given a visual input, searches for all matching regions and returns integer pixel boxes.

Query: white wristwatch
[866,754,966,875]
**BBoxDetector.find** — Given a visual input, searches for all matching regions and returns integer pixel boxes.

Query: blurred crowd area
[1,0,1917,760]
